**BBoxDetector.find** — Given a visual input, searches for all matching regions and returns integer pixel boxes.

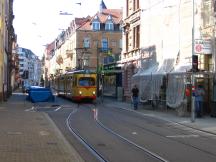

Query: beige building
[45,3,122,96]
[0,0,5,101]
[0,0,16,101]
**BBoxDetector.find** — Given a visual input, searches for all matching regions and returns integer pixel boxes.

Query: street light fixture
[59,11,73,15]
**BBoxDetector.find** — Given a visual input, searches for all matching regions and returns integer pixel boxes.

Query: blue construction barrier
[27,86,55,103]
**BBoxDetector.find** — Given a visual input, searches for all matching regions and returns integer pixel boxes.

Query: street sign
[194,39,211,54]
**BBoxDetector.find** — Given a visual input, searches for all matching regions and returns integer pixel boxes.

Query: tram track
[66,108,108,162]
[66,103,169,162]
[97,106,216,159]
[46,100,216,162]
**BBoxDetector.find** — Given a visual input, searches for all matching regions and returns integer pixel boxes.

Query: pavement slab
[0,92,84,162]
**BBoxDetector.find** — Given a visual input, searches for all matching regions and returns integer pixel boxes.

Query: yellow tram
[54,70,97,101]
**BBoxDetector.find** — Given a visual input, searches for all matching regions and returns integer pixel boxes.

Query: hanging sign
[194,39,212,54]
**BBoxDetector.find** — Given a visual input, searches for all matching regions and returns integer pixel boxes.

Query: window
[83,56,90,66]
[126,0,129,16]
[92,22,100,30]
[133,0,139,11]
[133,25,140,48]
[79,77,95,86]
[126,33,129,52]
[83,37,90,48]
[101,38,108,50]
[105,22,114,30]
[203,0,211,27]
[119,39,122,49]
[111,41,116,47]
[93,40,98,47]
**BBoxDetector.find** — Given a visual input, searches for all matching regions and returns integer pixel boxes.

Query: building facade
[122,0,216,114]
[121,0,141,100]
[18,47,42,88]
[0,0,16,101]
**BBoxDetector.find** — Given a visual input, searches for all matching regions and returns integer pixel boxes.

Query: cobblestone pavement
[0,91,84,162]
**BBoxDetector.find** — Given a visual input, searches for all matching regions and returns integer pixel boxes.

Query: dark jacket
[132,87,139,97]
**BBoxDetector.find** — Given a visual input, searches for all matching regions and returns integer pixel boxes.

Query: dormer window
[105,22,114,30]
[92,21,100,31]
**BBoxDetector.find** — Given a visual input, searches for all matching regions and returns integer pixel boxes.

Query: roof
[78,9,122,30]
[100,0,107,10]
[46,41,55,52]
[94,9,122,24]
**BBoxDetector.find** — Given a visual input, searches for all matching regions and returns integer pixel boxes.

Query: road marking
[132,132,137,135]
[54,106,62,111]
[25,107,35,112]
[166,134,199,138]
[39,131,50,136]
[7,131,22,135]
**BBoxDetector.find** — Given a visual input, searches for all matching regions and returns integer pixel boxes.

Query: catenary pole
[191,0,195,122]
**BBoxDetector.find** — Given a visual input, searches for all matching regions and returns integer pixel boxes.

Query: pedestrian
[131,84,139,110]
[195,85,205,118]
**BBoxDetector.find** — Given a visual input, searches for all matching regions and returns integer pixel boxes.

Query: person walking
[195,85,205,118]
[131,84,139,110]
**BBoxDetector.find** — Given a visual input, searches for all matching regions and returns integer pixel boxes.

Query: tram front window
[79,77,95,86]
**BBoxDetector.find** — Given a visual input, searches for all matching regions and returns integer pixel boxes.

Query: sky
[13,0,123,59]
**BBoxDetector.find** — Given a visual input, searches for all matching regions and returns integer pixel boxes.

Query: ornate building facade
[0,0,16,101]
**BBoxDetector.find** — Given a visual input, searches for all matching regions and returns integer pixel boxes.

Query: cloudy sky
[13,0,123,58]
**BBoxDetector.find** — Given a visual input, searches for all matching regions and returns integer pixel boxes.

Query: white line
[166,134,199,138]
[54,106,62,111]
[25,106,35,112]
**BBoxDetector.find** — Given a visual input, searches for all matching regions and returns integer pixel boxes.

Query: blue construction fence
[26,86,55,103]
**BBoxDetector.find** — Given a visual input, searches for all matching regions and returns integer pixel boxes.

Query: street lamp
[191,0,195,122]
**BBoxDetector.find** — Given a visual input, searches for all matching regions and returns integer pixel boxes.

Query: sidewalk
[102,98,216,135]
[0,91,84,162]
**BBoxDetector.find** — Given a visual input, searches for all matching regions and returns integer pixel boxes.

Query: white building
[17,47,42,87]
[122,0,215,113]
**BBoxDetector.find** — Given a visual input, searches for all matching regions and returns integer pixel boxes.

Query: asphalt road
[44,97,216,162]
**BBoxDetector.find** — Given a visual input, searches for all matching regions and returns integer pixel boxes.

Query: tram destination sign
[194,39,211,54]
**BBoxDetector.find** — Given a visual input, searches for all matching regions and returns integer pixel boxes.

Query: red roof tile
[78,9,122,30]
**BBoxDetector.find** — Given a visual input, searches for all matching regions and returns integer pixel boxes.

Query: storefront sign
[194,39,212,54]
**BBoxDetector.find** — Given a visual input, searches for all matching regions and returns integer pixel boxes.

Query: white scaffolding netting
[166,63,191,108]
[133,59,175,104]
[133,62,192,109]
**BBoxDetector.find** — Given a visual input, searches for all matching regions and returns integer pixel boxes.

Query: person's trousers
[195,101,203,117]
[132,96,139,110]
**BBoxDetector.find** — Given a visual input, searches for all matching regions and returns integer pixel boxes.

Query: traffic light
[192,55,198,72]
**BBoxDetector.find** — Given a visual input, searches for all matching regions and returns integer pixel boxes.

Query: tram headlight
[92,91,95,95]
[79,91,82,95]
